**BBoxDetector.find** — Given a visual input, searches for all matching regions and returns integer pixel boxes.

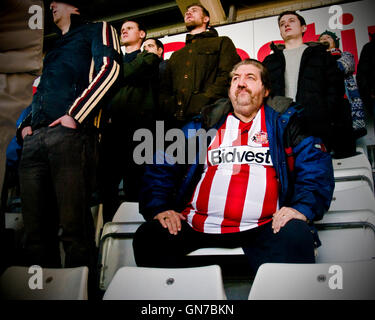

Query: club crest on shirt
[251,131,268,144]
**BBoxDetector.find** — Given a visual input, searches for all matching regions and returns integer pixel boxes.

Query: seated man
[133,59,334,274]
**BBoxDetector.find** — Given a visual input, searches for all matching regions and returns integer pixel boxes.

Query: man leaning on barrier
[133,59,335,274]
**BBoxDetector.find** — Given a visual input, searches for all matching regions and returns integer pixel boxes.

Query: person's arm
[159,58,176,117]
[337,51,355,76]
[324,48,346,122]
[356,43,373,107]
[287,114,334,221]
[123,51,160,82]
[139,149,186,221]
[67,21,121,124]
[16,106,32,143]
[272,113,335,232]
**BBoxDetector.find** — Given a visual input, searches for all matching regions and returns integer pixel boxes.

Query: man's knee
[278,219,315,261]
[133,220,166,266]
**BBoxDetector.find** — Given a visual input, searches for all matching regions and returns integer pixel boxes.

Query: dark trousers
[99,120,154,223]
[19,125,97,268]
[133,219,315,274]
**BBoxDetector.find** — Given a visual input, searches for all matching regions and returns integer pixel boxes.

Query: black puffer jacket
[263,42,354,157]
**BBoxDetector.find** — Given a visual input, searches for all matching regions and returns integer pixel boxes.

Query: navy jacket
[140,97,334,225]
[17,16,121,137]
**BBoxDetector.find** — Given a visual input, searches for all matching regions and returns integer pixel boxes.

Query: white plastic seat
[98,202,145,290]
[333,153,374,191]
[315,209,375,263]
[248,261,375,300]
[329,179,375,213]
[103,265,226,300]
[112,201,142,222]
[188,247,244,256]
[0,266,88,300]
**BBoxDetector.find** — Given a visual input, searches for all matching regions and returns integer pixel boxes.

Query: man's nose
[237,77,247,87]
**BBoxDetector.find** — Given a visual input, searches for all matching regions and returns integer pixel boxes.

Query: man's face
[143,39,163,58]
[120,21,145,46]
[229,64,269,120]
[184,6,209,30]
[50,1,78,24]
[279,14,306,41]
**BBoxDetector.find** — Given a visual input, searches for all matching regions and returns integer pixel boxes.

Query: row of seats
[2,151,375,299]
[2,261,374,300]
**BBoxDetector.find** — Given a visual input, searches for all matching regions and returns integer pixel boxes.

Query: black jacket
[17,16,121,138]
[263,42,353,156]
[357,37,375,112]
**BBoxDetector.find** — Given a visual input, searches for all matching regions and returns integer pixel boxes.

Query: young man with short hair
[159,3,240,128]
[263,10,355,158]
[17,0,121,268]
[100,19,161,222]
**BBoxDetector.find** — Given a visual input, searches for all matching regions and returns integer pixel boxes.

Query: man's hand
[272,207,307,234]
[49,115,77,129]
[154,210,186,235]
[21,126,33,139]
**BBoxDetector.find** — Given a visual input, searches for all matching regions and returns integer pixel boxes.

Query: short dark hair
[146,37,164,55]
[186,3,210,27]
[278,10,306,27]
[230,59,272,94]
[122,19,147,43]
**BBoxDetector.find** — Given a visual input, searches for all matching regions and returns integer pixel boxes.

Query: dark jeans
[133,219,315,274]
[19,125,97,268]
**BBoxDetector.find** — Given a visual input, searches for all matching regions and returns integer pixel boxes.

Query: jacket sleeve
[337,51,355,76]
[16,105,32,144]
[159,57,176,117]
[123,51,160,82]
[189,37,241,106]
[139,151,186,221]
[289,133,335,221]
[68,21,121,123]
[356,42,373,108]
[324,49,346,121]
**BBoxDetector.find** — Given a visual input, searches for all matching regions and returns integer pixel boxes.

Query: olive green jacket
[159,28,241,125]
[110,50,160,123]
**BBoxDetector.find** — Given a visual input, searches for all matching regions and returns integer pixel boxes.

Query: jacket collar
[270,41,325,53]
[55,14,86,36]
[185,27,219,44]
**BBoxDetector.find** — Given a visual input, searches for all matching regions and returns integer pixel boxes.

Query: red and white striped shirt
[182,106,279,234]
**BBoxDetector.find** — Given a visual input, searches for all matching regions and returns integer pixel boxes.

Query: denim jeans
[19,125,98,268]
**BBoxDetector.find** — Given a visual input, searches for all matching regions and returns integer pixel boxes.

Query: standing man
[100,20,160,222]
[160,3,241,128]
[143,37,164,59]
[0,0,43,255]
[143,37,168,82]
[134,59,334,272]
[263,10,355,158]
[17,0,121,268]
[357,33,375,129]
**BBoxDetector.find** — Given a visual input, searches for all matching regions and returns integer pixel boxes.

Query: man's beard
[185,20,203,31]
